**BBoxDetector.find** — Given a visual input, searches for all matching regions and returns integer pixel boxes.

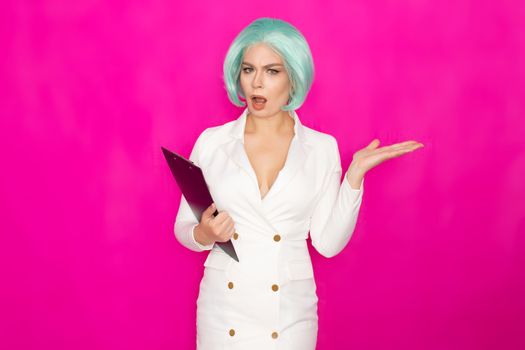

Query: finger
[203,203,216,216]
[212,211,229,225]
[227,224,235,238]
[225,219,234,234]
[375,142,421,155]
[218,216,234,233]
[201,203,217,224]
[366,138,380,149]
[387,141,421,150]
[384,147,419,159]
[219,221,235,241]
[397,143,424,153]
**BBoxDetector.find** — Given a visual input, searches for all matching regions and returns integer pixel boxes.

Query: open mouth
[251,95,267,104]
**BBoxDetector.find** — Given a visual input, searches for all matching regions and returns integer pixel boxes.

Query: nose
[251,70,263,89]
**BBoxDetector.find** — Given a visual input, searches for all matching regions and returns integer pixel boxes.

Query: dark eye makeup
[242,67,280,74]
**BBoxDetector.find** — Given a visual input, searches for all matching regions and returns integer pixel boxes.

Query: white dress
[174,108,364,349]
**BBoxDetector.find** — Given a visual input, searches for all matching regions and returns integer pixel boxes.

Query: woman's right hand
[193,203,236,246]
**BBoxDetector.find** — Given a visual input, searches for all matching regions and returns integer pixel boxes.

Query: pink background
[2,1,524,349]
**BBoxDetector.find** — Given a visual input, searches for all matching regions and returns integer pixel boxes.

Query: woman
[174,17,423,349]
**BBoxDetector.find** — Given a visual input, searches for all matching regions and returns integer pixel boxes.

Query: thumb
[203,202,217,218]
[366,138,380,149]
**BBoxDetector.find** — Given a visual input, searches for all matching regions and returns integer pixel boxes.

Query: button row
[227,281,279,292]
[231,232,282,241]
[226,232,281,341]
[230,232,282,241]
[228,329,278,339]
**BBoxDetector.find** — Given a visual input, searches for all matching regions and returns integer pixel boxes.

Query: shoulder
[195,119,235,147]
[301,125,342,171]
[302,125,340,153]
[190,118,236,163]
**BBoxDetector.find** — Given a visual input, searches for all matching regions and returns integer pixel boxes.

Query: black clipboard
[161,146,239,262]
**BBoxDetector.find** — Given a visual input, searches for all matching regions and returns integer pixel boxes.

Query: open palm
[351,139,424,174]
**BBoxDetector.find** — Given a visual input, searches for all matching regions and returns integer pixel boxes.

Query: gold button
[229,329,235,337]
[228,281,234,289]
[271,284,279,292]
[233,232,239,240]
[271,331,278,339]
[273,234,281,242]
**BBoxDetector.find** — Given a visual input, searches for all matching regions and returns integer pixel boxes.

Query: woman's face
[239,43,292,116]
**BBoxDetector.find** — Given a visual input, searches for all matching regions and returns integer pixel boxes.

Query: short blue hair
[223,18,315,111]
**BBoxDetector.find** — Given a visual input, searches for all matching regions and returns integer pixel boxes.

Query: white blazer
[174,107,364,349]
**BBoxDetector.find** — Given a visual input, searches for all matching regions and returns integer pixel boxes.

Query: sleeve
[309,137,365,258]
[173,129,215,252]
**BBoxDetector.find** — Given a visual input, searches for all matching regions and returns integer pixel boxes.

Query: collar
[221,107,311,204]
[228,107,308,144]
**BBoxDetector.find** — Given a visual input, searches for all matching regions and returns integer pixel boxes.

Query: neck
[245,110,294,136]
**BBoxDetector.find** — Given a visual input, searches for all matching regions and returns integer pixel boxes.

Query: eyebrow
[241,62,284,68]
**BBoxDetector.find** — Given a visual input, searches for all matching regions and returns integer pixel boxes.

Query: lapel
[219,107,312,205]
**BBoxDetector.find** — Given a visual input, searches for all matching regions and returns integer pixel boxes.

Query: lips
[251,95,267,103]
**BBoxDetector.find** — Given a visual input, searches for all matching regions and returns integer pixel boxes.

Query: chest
[244,133,294,200]
[200,138,328,225]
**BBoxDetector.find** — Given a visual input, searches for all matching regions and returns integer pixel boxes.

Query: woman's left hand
[346,139,424,188]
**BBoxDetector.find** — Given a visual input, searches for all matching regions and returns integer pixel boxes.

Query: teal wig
[223,18,315,111]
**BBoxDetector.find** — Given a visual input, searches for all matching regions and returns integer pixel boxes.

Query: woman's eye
[242,67,279,74]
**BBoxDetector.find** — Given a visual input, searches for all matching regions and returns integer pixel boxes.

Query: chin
[248,104,271,114]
